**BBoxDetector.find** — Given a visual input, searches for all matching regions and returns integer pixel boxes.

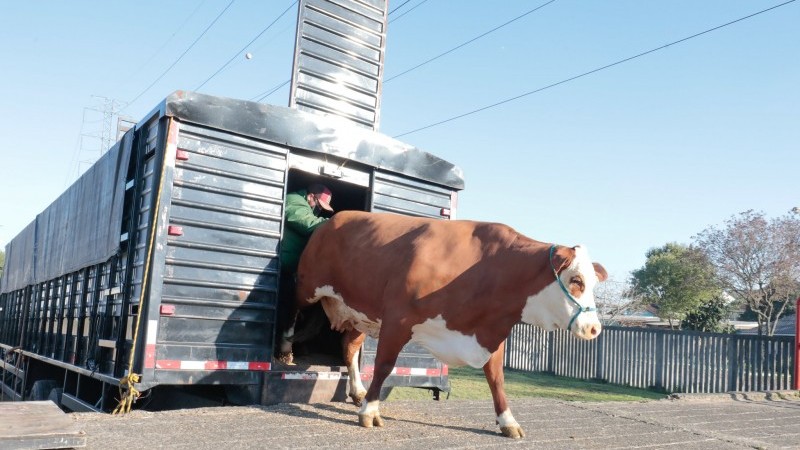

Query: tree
[694,210,800,336]
[681,293,736,333]
[593,276,638,324]
[630,243,721,328]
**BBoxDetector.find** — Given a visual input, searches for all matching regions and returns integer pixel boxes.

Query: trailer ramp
[0,401,86,449]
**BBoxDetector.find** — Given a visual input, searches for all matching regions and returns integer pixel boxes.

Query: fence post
[728,335,738,391]
[547,331,555,374]
[655,330,664,390]
[595,329,605,381]
[794,296,799,390]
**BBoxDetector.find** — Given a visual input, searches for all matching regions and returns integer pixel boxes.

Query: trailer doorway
[278,156,371,367]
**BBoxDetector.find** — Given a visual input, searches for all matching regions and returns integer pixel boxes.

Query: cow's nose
[586,323,601,339]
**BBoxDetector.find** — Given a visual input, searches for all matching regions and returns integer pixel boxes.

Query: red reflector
[249,362,271,371]
[176,149,189,161]
[205,361,226,370]
[144,344,156,369]
[168,225,183,236]
[395,367,412,375]
[156,360,180,369]
[160,305,176,315]
[442,365,449,376]
[440,208,451,217]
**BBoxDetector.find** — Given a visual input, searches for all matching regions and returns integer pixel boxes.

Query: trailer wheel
[48,387,65,409]
[29,380,58,401]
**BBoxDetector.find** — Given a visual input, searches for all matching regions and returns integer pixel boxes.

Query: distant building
[739,314,796,336]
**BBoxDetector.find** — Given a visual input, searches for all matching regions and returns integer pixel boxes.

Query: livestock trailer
[0,90,464,412]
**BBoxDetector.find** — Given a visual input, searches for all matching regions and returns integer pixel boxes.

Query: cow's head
[521,245,607,340]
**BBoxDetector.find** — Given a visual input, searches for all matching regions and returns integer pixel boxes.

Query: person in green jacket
[277,183,334,362]
[279,184,334,274]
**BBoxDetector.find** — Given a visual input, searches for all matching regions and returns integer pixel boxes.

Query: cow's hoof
[358,412,384,428]
[350,391,366,407]
[500,425,525,439]
[276,352,294,365]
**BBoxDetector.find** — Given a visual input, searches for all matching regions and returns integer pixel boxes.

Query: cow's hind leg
[342,329,367,406]
[484,340,524,438]
[358,326,411,428]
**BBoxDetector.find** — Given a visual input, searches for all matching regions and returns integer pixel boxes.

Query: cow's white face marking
[521,245,602,339]
[411,315,492,368]
[307,285,382,338]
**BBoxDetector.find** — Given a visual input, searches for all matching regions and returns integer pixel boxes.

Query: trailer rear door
[144,121,286,386]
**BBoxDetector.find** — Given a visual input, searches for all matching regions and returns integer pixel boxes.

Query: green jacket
[280,189,328,273]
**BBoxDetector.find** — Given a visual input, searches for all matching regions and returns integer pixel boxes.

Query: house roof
[739,314,796,336]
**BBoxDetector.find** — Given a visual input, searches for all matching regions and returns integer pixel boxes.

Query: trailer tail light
[176,149,189,161]
[440,208,451,218]
[168,226,183,236]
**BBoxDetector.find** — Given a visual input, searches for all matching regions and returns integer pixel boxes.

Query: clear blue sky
[1,1,798,283]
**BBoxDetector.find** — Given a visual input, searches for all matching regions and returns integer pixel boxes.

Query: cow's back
[295,211,534,328]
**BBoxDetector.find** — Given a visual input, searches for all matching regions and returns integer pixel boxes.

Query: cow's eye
[570,276,585,293]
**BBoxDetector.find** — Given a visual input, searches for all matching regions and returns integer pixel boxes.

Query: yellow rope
[112,374,140,415]
[113,119,173,415]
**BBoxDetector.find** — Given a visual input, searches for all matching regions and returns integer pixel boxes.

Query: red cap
[308,184,333,212]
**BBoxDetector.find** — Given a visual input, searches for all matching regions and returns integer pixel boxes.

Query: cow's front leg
[342,329,367,406]
[483,340,525,438]
[358,326,411,428]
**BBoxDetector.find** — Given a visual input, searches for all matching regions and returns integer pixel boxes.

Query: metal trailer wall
[0,91,464,410]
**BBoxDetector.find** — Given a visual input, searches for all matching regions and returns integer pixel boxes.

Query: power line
[252,79,291,102]
[385,0,557,84]
[124,0,236,110]
[195,1,298,91]
[388,0,413,16]
[393,0,797,139]
[389,0,430,23]
[124,1,209,84]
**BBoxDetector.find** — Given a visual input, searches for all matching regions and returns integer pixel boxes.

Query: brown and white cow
[282,210,607,438]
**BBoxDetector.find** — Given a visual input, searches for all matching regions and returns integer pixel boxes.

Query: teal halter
[549,245,596,332]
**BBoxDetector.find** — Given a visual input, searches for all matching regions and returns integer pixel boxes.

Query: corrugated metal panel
[155,123,287,378]
[289,0,388,130]
[371,171,455,219]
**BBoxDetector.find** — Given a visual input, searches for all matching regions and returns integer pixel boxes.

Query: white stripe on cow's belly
[308,285,382,338]
[410,315,492,368]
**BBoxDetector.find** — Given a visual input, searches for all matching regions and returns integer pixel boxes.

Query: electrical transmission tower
[68,96,133,183]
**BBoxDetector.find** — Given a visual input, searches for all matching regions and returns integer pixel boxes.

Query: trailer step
[0,401,86,449]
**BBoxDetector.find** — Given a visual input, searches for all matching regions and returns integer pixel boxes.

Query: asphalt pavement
[71,392,800,449]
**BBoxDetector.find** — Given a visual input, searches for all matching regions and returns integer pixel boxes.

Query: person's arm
[285,193,327,236]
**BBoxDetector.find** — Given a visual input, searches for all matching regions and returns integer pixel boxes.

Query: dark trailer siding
[146,121,286,387]
[0,91,464,407]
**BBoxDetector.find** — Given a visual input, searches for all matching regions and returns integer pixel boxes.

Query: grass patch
[386,367,666,402]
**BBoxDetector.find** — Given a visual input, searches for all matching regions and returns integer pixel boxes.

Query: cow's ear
[593,263,608,282]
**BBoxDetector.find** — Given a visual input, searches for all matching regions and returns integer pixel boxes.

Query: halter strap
[549,245,596,331]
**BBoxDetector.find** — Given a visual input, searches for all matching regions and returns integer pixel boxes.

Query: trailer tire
[48,387,64,409]
[29,380,58,401]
